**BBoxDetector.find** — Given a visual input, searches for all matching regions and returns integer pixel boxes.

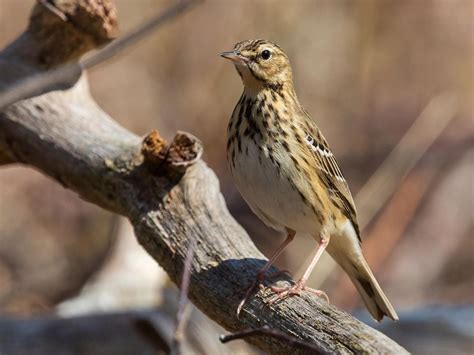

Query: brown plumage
[221,39,398,321]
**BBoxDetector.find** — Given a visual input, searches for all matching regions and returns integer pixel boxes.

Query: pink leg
[237,229,296,316]
[270,235,330,303]
[256,229,295,281]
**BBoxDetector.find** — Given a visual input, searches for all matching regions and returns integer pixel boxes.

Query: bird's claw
[268,280,329,304]
[237,269,293,317]
[236,278,260,317]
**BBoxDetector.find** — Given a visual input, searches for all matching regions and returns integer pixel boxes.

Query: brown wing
[301,114,361,240]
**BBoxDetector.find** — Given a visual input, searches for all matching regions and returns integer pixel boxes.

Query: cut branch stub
[0,0,410,352]
[29,0,118,67]
[142,129,168,165]
[166,131,203,171]
[142,130,203,173]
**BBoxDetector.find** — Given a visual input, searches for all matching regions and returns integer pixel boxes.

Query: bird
[220,39,398,321]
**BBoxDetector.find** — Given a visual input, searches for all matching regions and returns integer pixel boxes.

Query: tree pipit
[221,39,398,321]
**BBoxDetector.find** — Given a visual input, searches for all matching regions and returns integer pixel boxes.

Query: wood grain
[0,1,408,353]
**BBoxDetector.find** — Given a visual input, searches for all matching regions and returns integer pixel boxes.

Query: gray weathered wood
[0,1,408,354]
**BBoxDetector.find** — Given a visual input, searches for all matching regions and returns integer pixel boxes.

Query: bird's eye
[261,49,272,60]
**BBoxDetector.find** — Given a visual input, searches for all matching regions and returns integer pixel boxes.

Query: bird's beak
[219,50,249,64]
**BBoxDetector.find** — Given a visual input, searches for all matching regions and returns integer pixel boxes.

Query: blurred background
[0,0,472,354]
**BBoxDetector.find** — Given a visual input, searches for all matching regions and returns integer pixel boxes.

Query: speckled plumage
[221,39,398,321]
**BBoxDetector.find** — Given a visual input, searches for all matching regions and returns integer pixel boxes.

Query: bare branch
[0,0,201,110]
[79,0,202,70]
[355,92,458,228]
[0,1,408,354]
[220,325,327,354]
[172,236,197,354]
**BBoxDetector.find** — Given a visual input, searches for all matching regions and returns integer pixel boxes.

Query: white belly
[229,139,322,234]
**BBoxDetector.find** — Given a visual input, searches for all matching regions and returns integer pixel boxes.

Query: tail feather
[325,222,398,321]
[347,258,399,322]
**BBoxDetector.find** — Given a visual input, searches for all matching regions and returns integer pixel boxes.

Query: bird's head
[220,39,293,92]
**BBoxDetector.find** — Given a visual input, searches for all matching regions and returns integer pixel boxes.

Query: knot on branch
[142,130,203,174]
[29,0,118,67]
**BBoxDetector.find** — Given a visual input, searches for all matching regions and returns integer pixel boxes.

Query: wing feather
[301,114,361,240]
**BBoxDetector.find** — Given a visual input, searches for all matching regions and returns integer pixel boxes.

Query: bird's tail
[340,256,399,321]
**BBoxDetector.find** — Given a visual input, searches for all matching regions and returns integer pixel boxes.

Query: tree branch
[0,1,408,354]
[220,326,328,354]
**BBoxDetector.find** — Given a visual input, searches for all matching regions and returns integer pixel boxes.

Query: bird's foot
[268,279,329,304]
[236,269,292,317]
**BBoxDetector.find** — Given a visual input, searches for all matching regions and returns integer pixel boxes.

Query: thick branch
[0,2,407,354]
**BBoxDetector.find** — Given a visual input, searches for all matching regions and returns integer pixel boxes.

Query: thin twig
[355,92,458,228]
[79,0,202,70]
[220,325,327,354]
[0,0,202,110]
[172,236,197,355]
